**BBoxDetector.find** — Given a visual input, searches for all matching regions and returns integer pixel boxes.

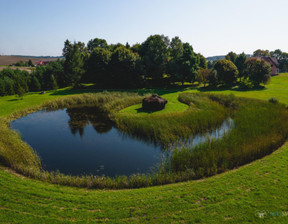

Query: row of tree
[198,56,271,88]
[0,35,287,97]
[0,60,64,97]
[62,35,207,88]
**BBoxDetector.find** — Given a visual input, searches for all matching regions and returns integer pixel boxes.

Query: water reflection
[11,106,235,177]
[173,118,234,149]
[66,106,113,136]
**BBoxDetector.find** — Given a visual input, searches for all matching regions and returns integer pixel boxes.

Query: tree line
[0,35,287,98]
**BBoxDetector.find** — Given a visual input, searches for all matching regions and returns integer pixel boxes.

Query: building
[260,57,279,75]
[35,61,50,66]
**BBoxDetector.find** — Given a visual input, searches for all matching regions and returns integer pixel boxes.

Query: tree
[87,38,108,53]
[234,52,247,81]
[85,47,111,85]
[270,49,288,72]
[28,59,33,67]
[63,40,86,87]
[0,80,5,96]
[197,68,211,87]
[225,51,237,64]
[207,70,218,87]
[108,46,142,88]
[16,86,26,100]
[244,58,271,86]
[169,36,184,59]
[140,34,169,85]
[253,49,270,57]
[177,43,199,84]
[198,53,207,69]
[28,75,41,92]
[214,59,239,85]
[168,40,199,85]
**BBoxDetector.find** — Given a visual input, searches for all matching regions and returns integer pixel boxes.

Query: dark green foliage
[28,75,41,92]
[31,60,63,90]
[197,68,211,87]
[214,59,239,85]
[244,58,271,86]
[270,49,288,72]
[140,34,170,85]
[16,86,26,99]
[168,40,200,85]
[253,49,270,57]
[268,97,279,104]
[63,40,86,86]
[207,69,218,87]
[225,51,237,64]
[87,38,108,53]
[108,46,142,88]
[84,47,111,85]
[234,52,247,80]
[0,80,5,96]
[0,68,30,96]
[198,53,207,69]
[27,59,33,67]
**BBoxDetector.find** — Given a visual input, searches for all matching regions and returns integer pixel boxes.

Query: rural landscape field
[1,0,288,223]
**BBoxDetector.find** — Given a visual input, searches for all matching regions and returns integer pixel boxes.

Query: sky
[0,0,287,57]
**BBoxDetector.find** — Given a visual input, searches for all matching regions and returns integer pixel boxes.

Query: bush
[268,97,279,104]
[213,59,239,85]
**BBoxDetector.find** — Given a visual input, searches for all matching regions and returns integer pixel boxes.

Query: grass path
[1,74,288,223]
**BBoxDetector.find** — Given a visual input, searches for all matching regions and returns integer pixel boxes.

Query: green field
[1,74,288,223]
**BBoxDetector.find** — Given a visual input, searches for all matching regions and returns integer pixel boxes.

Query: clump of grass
[115,93,228,146]
[163,95,288,179]
[268,97,279,104]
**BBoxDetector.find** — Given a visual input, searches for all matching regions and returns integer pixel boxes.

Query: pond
[11,106,234,177]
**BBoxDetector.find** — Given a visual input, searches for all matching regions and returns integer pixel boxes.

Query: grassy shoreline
[1,74,288,222]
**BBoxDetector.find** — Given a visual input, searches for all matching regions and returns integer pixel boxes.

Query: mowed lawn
[1,74,288,223]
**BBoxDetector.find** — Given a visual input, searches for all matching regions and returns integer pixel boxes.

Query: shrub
[268,97,279,104]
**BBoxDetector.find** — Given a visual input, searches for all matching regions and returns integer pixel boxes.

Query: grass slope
[1,74,288,223]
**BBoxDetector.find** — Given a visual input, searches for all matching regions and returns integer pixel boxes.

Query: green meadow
[1,74,288,223]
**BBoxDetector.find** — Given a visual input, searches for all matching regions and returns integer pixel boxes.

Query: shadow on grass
[8,99,19,102]
[50,84,199,97]
[198,85,267,93]
[135,107,162,114]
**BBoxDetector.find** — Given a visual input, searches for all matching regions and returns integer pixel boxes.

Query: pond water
[10,106,234,177]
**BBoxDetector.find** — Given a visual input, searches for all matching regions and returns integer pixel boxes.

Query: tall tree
[87,38,108,53]
[234,52,247,80]
[253,49,270,57]
[85,47,111,85]
[63,40,86,87]
[140,34,169,85]
[225,51,237,64]
[108,46,142,88]
[168,41,199,85]
[198,53,207,69]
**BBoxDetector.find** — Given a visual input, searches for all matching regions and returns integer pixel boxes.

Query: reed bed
[3,92,288,189]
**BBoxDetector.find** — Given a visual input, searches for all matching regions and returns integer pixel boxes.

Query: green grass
[1,74,288,222]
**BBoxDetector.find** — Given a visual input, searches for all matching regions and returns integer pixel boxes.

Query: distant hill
[206,55,252,61]
[0,55,63,66]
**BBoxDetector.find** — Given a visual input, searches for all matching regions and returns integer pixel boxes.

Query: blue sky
[0,0,287,57]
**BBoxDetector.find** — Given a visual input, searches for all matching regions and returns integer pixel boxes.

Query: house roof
[249,56,279,67]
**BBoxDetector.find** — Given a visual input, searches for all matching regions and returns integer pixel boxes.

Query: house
[250,57,279,75]
[35,61,50,66]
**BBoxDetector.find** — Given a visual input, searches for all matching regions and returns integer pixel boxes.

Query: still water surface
[11,106,234,177]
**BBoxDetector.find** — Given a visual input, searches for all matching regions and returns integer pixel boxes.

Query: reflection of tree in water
[66,106,113,137]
